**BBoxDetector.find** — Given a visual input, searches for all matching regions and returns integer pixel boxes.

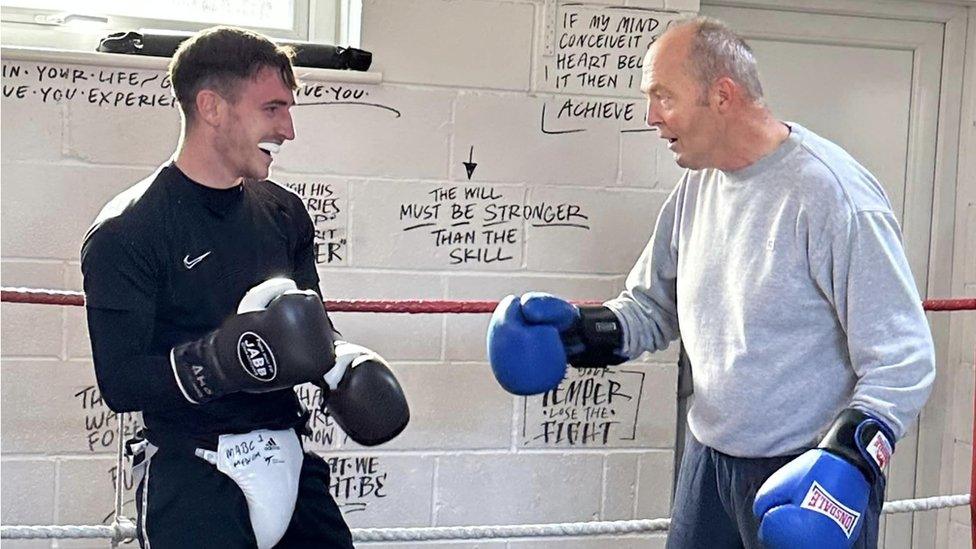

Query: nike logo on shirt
[183,251,212,269]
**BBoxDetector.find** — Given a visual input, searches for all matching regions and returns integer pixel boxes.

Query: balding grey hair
[676,16,764,104]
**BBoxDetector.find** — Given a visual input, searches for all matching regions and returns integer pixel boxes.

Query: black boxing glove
[319,342,409,446]
[171,278,337,404]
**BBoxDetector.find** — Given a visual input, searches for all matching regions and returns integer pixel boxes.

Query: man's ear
[712,77,737,113]
[195,89,223,126]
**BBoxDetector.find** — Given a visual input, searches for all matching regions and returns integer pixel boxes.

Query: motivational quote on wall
[398,184,590,267]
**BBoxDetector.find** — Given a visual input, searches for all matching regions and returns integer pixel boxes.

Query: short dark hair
[168,26,297,122]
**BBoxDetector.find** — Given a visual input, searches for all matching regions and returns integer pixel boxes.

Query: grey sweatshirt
[605,123,935,457]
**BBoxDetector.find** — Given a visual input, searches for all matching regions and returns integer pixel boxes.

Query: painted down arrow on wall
[463,145,478,180]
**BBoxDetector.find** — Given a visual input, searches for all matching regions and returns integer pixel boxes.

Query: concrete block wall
[0,0,701,546]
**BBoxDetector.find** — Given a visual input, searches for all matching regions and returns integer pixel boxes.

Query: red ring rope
[1,287,974,314]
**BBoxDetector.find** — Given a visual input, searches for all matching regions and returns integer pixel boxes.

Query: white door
[699,4,947,548]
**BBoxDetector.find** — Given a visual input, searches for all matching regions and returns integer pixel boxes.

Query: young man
[82,27,408,548]
[487,17,935,548]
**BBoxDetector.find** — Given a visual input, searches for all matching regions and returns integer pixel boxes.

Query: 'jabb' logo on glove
[800,481,860,538]
[238,332,277,382]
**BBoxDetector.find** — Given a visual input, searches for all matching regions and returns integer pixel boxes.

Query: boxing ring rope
[1,496,972,543]
[1,287,973,544]
[3,287,976,313]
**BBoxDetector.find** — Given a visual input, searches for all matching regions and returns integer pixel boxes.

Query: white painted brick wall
[603,453,640,518]
[65,99,180,166]
[0,261,65,289]
[1,163,149,259]
[524,186,665,273]
[319,269,445,361]
[0,99,63,163]
[636,450,676,519]
[277,84,455,179]
[621,130,687,189]
[0,361,136,455]
[0,460,56,524]
[433,453,605,525]
[56,457,136,524]
[325,362,515,451]
[0,306,63,358]
[452,92,620,185]
[625,0,667,8]
[320,453,436,527]
[64,307,92,359]
[663,0,700,12]
[362,0,535,91]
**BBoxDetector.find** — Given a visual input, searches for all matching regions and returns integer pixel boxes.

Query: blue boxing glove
[753,409,894,548]
[486,294,573,395]
[486,292,625,395]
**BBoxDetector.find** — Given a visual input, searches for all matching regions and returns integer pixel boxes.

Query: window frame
[0,0,350,53]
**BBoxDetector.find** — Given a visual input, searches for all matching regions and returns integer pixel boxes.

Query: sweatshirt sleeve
[812,209,935,439]
[604,183,682,359]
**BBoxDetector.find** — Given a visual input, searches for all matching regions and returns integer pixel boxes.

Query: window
[3,1,299,30]
[0,0,357,52]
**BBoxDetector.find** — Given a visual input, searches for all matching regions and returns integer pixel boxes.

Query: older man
[487,16,934,549]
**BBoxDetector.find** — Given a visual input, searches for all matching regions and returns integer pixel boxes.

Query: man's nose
[281,111,296,141]
[645,103,662,129]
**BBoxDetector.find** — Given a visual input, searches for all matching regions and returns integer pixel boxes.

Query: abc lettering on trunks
[800,481,860,538]
[237,332,277,382]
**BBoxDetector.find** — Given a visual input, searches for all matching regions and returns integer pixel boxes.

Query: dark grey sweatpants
[666,431,885,549]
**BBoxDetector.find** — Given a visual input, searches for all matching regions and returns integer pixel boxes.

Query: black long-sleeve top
[81,163,320,440]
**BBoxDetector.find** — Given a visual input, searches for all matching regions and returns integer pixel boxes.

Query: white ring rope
[351,519,673,542]
[1,494,969,542]
[1,524,130,540]
[881,493,971,514]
